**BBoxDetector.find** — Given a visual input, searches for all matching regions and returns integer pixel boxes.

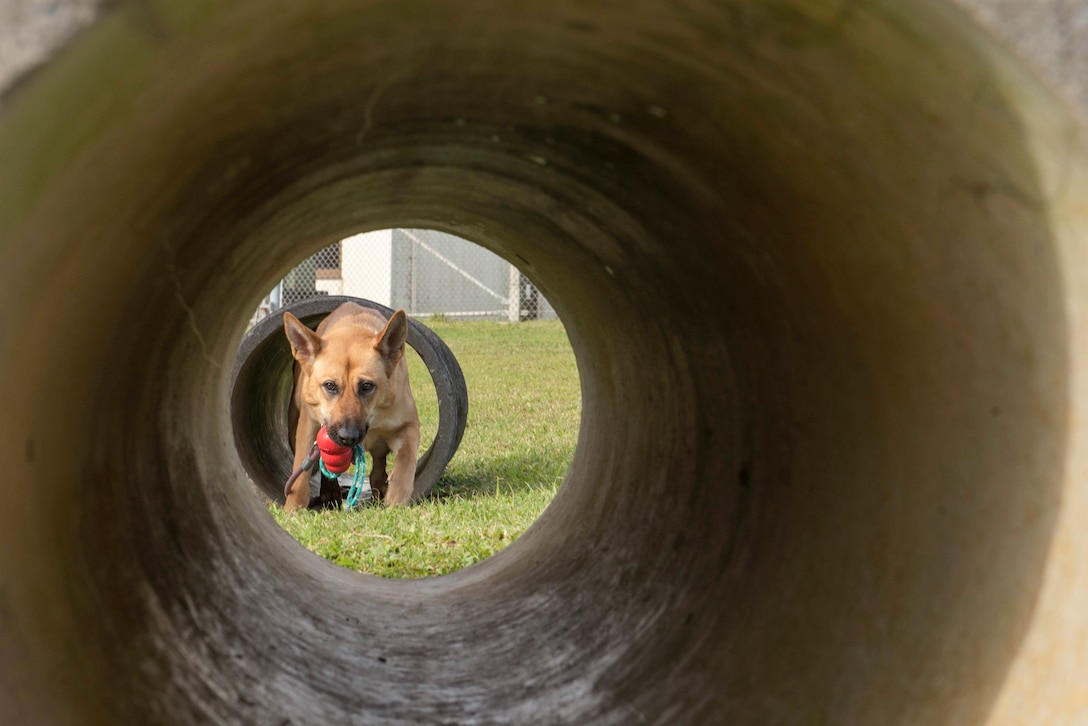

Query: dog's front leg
[286,416,320,512]
[384,429,420,506]
[368,442,389,502]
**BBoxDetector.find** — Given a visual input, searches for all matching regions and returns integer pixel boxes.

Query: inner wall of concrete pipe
[1,0,1084,723]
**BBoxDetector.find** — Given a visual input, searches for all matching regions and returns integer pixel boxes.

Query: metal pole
[507,264,520,322]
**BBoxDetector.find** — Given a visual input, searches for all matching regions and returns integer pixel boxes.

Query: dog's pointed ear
[283,312,322,367]
[376,309,408,365]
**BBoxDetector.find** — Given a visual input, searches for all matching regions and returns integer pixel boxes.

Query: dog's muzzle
[329,423,366,448]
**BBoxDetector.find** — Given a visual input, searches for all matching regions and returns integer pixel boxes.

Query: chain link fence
[251,229,556,325]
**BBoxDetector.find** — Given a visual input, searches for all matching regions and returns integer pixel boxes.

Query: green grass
[269,319,580,578]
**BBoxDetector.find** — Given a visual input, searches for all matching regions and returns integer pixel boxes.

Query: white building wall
[315,278,343,296]
[341,229,393,306]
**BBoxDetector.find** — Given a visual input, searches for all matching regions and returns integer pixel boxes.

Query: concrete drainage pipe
[2,1,1087,724]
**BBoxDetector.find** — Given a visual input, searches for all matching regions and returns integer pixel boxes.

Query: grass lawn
[269,318,580,578]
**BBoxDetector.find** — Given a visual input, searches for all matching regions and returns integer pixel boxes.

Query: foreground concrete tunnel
[2,0,1088,723]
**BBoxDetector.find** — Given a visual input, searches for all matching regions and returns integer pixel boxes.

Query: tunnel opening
[1,1,1084,724]
[233,228,579,578]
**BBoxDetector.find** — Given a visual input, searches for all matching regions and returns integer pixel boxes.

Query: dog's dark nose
[332,424,360,448]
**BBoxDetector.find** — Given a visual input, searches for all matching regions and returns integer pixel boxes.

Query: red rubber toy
[316,425,354,474]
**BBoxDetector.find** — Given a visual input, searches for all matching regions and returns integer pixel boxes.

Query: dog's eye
[323,380,339,394]
[358,380,375,395]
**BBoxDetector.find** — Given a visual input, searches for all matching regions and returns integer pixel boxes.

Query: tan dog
[283,302,421,511]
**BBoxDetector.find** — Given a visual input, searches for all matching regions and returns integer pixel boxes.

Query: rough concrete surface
[1,1,1087,724]
[957,0,1088,119]
[0,0,98,95]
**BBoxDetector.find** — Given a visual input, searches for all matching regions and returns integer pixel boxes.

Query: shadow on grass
[425,453,569,502]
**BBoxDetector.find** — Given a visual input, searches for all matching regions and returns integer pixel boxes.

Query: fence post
[507,264,521,322]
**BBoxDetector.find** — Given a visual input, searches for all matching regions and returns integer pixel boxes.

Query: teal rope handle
[319,445,367,509]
